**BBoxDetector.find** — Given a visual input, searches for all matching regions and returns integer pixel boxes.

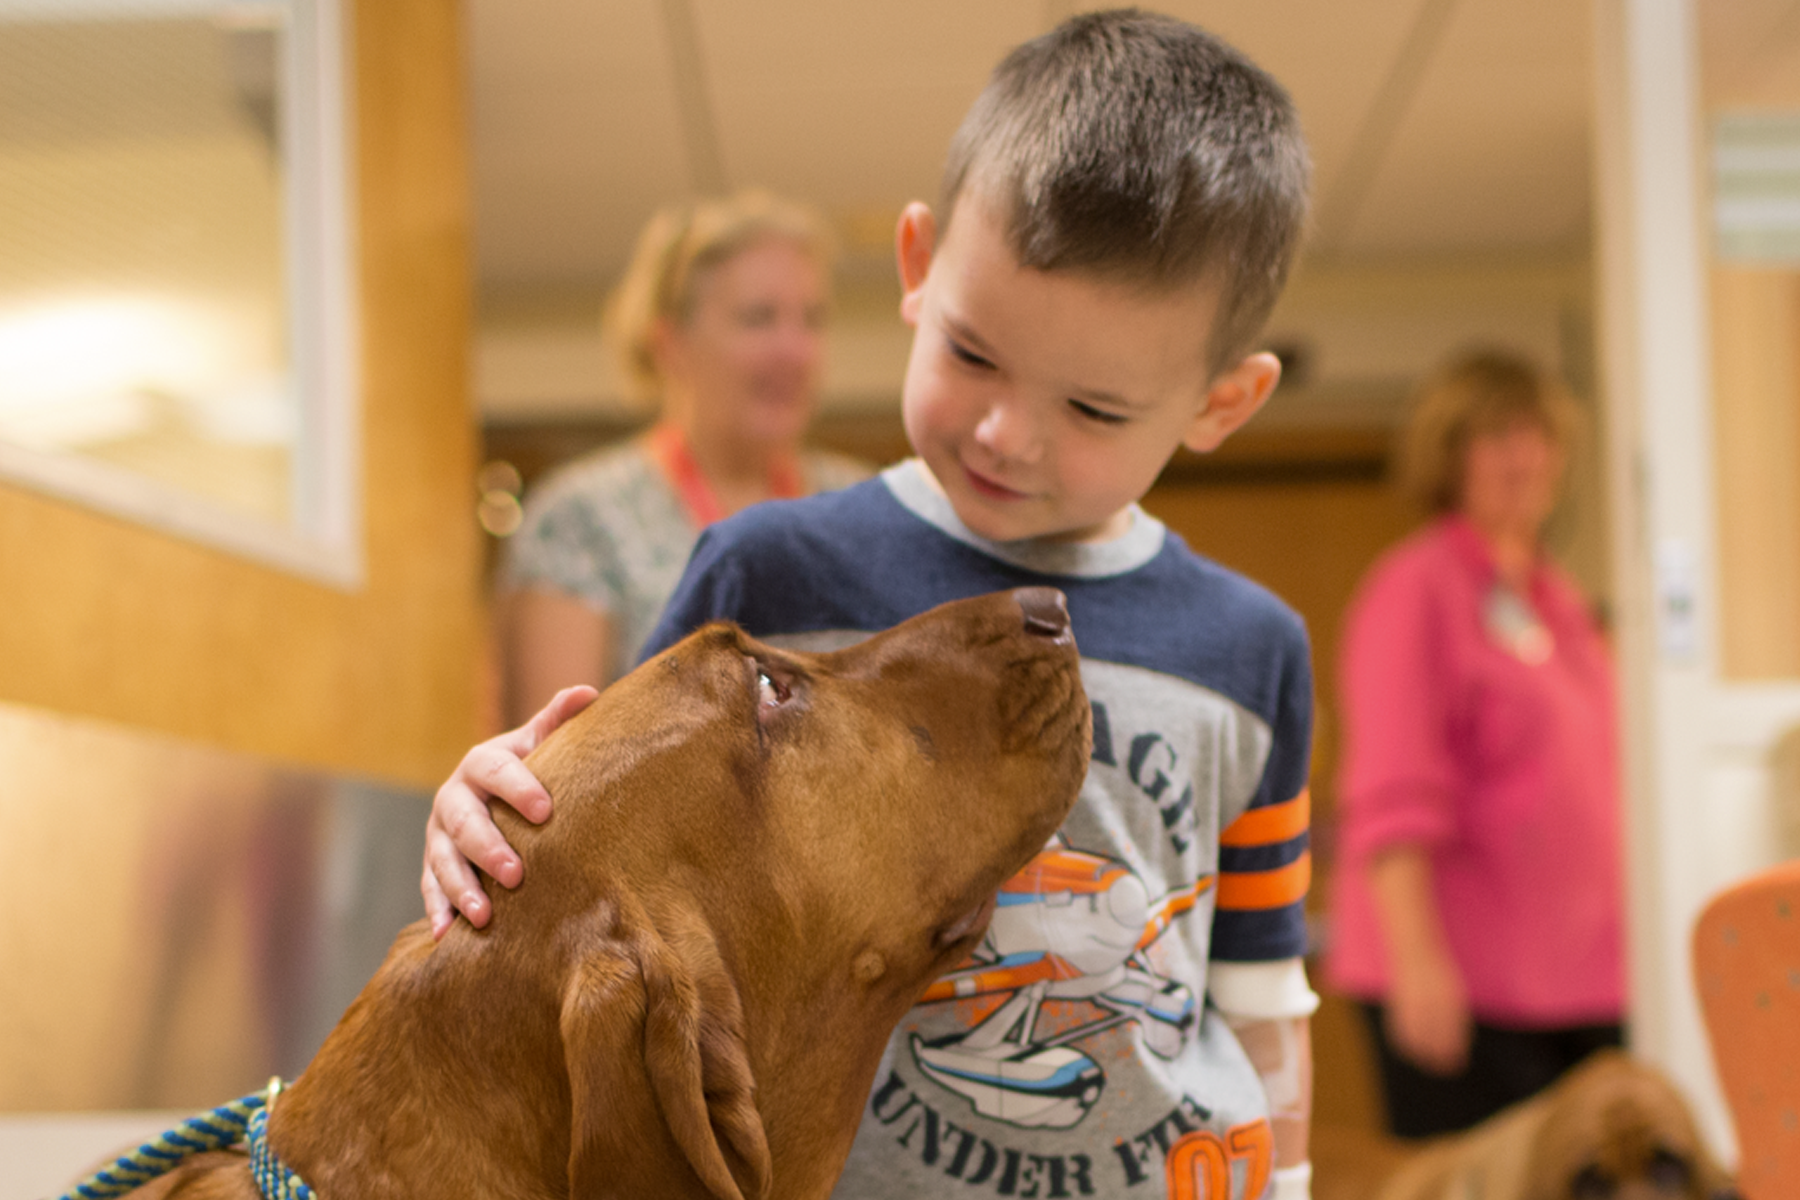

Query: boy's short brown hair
[942,8,1310,376]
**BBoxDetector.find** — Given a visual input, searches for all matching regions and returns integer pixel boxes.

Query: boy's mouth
[962,464,1029,502]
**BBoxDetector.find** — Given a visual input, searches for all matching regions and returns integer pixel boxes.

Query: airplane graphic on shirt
[908,837,1212,1131]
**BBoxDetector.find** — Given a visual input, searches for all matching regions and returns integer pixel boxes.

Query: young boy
[426,11,1316,1197]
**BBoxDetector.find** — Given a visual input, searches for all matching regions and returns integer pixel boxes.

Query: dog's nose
[1015,588,1070,638]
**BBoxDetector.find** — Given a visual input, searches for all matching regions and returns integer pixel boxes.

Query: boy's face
[895,198,1279,544]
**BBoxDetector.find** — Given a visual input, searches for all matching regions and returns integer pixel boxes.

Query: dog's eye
[757,669,788,710]
[1647,1149,1692,1191]
[1571,1165,1615,1200]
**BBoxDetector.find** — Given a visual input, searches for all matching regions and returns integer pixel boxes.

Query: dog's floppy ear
[1691,1141,1739,1199]
[640,909,772,1200]
[561,900,771,1200]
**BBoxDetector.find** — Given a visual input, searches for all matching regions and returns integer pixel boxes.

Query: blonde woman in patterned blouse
[496,191,869,723]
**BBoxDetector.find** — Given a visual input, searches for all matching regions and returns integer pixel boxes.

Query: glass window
[0,0,357,585]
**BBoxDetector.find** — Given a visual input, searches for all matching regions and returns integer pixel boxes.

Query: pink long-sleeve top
[1323,515,1624,1026]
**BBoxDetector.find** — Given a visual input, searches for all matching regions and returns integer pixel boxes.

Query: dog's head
[1527,1052,1737,1200]
[530,585,1090,987]
[516,588,1090,1200]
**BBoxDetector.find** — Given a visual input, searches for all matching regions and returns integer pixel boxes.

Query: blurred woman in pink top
[1324,350,1623,1138]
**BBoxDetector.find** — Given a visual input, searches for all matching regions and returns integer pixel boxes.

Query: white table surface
[0,1111,195,1200]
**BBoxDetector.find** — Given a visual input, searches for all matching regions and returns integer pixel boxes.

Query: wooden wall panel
[1712,268,1800,679]
[0,0,482,787]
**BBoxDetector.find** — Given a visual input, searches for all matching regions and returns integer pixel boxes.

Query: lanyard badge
[1483,582,1554,665]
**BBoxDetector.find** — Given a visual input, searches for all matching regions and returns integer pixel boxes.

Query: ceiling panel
[1153,0,1439,254]
[1701,0,1800,107]
[468,0,690,289]
[468,0,1602,293]
[1348,104,1589,256]
[695,1,1042,216]
[1338,0,1591,256]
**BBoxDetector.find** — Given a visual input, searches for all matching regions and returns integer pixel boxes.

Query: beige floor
[0,1111,195,1200]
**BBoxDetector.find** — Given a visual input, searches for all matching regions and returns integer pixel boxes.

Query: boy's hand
[421,685,599,939]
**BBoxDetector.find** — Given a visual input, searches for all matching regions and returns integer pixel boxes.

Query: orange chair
[1692,859,1800,1199]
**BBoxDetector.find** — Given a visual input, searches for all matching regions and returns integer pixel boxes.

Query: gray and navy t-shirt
[642,462,1313,1199]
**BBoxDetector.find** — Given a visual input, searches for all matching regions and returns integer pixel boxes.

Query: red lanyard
[650,423,803,529]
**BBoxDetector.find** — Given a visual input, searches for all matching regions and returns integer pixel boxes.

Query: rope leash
[52,1078,315,1200]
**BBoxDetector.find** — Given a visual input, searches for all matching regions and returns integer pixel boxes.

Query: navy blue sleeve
[638,523,751,662]
[1210,605,1315,961]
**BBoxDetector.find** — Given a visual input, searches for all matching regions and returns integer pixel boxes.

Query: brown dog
[114,588,1091,1200]
[1361,1051,1735,1200]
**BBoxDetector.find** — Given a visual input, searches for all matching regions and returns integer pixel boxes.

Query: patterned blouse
[501,437,871,679]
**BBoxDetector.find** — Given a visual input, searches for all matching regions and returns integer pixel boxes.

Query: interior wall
[0,0,483,787]
[0,700,433,1114]
[1711,270,1800,680]
[1702,1,1800,681]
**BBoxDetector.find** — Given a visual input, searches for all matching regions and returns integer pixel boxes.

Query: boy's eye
[947,338,994,369]
[1069,398,1128,425]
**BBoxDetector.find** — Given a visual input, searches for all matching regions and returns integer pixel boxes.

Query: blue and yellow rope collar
[53,1077,316,1200]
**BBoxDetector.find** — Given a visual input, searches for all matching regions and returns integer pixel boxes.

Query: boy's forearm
[1226,1014,1312,1168]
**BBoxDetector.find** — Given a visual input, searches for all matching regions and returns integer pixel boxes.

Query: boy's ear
[895,202,937,328]
[1183,352,1283,453]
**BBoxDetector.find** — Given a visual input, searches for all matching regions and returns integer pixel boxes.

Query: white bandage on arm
[1270,1161,1312,1200]
[1212,957,1317,1127]
[1208,957,1320,1021]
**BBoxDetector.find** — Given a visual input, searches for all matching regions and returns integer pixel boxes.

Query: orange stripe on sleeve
[1216,851,1311,911]
[1220,789,1310,848]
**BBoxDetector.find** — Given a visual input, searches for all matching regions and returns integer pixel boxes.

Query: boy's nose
[973,399,1043,465]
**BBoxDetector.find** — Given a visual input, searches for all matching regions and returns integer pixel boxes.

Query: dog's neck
[268,875,896,1200]
[269,921,580,1198]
